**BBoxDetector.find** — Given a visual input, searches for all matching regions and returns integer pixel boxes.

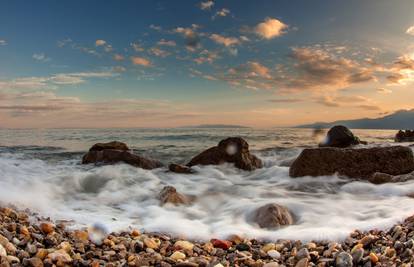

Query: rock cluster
[82,141,163,170]
[1,206,414,266]
[395,130,414,142]
[187,137,263,171]
[289,146,414,179]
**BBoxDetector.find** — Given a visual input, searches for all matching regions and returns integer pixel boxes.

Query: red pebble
[211,239,232,250]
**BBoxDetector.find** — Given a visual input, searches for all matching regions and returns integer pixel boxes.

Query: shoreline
[0,206,413,266]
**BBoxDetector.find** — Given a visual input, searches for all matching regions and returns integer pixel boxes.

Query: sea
[0,127,414,241]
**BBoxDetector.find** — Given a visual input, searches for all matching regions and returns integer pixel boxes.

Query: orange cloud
[254,18,288,39]
[131,56,152,67]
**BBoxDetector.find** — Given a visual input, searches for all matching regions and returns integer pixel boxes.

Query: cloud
[157,39,176,46]
[149,24,162,31]
[268,98,303,103]
[95,39,112,52]
[210,34,239,47]
[316,95,381,111]
[113,54,125,61]
[131,42,145,52]
[193,49,219,64]
[0,39,7,46]
[148,47,170,57]
[200,0,214,10]
[32,53,51,62]
[0,71,118,91]
[174,25,201,51]
[377,87,392,94]
[406,26,414,36]
[228,61,272,79]
[131,56,152,67]
[212,8,230,19]
[254,18,288,39]
[385,55,414,84]
[95,39,106,46]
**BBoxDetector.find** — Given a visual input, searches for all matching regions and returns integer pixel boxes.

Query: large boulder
[82,141,162,170]
[252,203,294,229]
[289,146,414,179]
[187,137,262,171]
[319,125,361,148]
[158,186,191,206]
[395,130,414,142]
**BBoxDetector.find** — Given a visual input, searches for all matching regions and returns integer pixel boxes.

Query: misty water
[1,127,414,241]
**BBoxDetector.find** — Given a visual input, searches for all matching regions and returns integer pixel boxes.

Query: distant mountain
[297,109,414,129]
[178,124,250,129]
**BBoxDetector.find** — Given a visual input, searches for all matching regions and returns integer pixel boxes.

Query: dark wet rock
[168,163,194,174]
[82,149,162,170]
[319,125,362,148]
[252,203,294,229]
[88,141,130,152]
[289,146,414,179]
[158,186,191,206]
[395,130,414,142]
[369,171,414,184]
[187,137,262,171]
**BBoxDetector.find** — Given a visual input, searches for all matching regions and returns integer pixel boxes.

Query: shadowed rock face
[158,186,191,206]
[289,146,414,179]
[187,137,263,171]
[82,141,162,170]
[319,125,361,148]
[395,130,414,142]
[88,141,130,152]
[252,203,294,229]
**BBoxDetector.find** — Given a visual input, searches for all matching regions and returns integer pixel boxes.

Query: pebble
[295,258,308,267]
[235,243,250,251]
[174,240,194,251]
[263,262,279,267]
[47,249,72,263]
[211,239,232,250]
[144,237,160,250]
[262,243,275,252]
[336,251,353,267]
[369,252,378,264]
[296,248,309,259]
[267,249,281,259]
[170,251,186,260]
[351,247,364,264]
[0,244,6,257]
[28,257,43,267]
[39,222,54,234]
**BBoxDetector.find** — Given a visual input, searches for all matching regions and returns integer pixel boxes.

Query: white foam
[1,153,414,242]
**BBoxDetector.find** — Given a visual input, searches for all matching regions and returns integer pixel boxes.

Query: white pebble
[267,249,281,259]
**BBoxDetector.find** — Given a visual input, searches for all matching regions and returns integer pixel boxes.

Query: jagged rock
[252,203,294,229]
[290,146,414,179]
[88,141,130,152]
[82,142,162,170]
[395,130,414,142]
[187,137,262,171]
[319,125,362,148]
[168,163,194,174]
[158,186,191,206]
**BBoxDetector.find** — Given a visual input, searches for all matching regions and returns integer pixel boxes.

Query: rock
[82,149,163,169]
[235,243,250,251]
[158,186,191,206]
[47,249,72,263]
[296,248,309,259]
[267,249,281,259]
[368,172,394,184]
[211,239,232,250]
[369,252,378,264]
[319,125,361,148]
[174,240,194,251]
[252,203,294,229]
[28,257,43,267]
[395,130,414,142]
[289,146,414,179]
[359,235,376,247]
[170,251,186,261]
[169,163,194,174]
[262,243,275,253]
[336,252,353,267]
[187,137,262,171]
[351,247,364,264]
[89,141,130,151]
[143,237,160,250]
[39,222,55,234]
[295,258,308,267]
[0,244,6,257]
[263,263,279,267]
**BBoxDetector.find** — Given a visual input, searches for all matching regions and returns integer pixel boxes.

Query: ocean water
[1,127,414,241]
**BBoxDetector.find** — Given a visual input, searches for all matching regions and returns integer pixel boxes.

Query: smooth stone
[267,249,281,259]
[174,240,194,251]
[295,258,309,267]
[263,263,279,267]
[0,244,6,257]
[170,251,186,260]
[336,252,353,267]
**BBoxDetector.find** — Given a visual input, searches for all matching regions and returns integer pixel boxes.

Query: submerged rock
[395,130,414,142]
[168,163,194,174]
[187,137,262,171]
[289,146,414,179]
[82,141,162,170]
[369,171,414,184]
[252,203,294,229]
[158,186,191,206]
[319,125,362,148]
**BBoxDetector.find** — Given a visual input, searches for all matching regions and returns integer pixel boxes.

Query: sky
[1,0,414,128]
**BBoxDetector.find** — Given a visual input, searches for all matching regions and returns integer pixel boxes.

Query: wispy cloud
[212,8,230,20]
[148,47,170,58]
[210,34,239,47]
[173,25,201,51]
[406,25,414,36]
[157,39,176,46]
[199,0,214,10]
[32,53,51,62]
[0,39,7,46]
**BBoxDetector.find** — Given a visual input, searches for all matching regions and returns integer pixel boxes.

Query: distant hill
[178,124,250,129]
[297,109,414,129]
